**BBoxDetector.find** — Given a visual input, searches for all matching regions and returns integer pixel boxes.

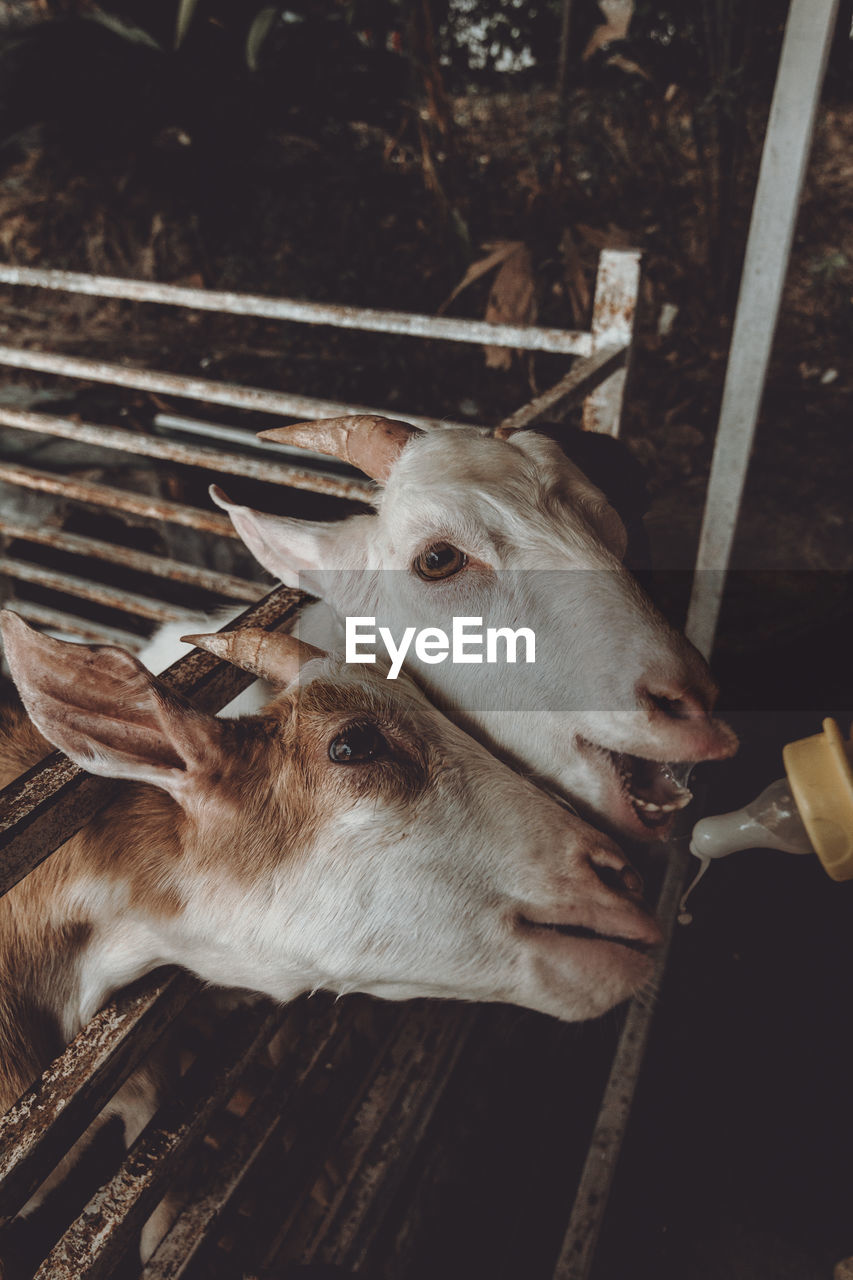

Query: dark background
[0,2,851,1276]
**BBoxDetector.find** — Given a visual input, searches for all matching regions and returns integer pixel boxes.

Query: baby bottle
[679,719,853,923]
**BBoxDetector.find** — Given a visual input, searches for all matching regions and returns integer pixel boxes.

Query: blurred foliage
[0,0,849,588]
[0,1,848,165]
[0,0,848,303]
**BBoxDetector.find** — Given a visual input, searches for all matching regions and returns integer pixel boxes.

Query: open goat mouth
[580,739,694,830]
[520,917,657,955]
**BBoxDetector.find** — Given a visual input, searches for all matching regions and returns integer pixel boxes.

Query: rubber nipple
[690,777,813,862]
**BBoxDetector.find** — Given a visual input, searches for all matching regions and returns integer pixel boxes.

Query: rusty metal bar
[0,521,266,602]
[0,750,117,904]
[0,585,305,902]
[224,1002,407,1275]
[0,969,200,1226]
[140,989,470,1279]
[581,250,641,439]
[551,840,688,1279]
[6,601,145,649]
[140,1001,361,1280]
[36,1000,285,1280]
[0,406,374,504]
[0,266,594,357]
[0,461,239,537]
[0,346,474,432]
[0,557,201,623]
[289,1004,476,1272]
[497,344,626,435]
[139,1055,297,1280]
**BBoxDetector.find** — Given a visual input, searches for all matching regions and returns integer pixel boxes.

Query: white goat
[142,416,736,842]
[0,613,661,1264]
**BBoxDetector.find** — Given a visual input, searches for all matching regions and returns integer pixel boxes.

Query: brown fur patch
[0,912,92,1115]
[185,675,434,884]
[0,668,436,1120]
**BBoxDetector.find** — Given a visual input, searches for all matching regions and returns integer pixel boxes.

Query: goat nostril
[591,863,625,893]
[621,866,644,897]
[589,854,643,898]
[588,846,644,898]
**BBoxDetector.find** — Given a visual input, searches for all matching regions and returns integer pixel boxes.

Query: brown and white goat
[143,416,736,842]
[0,613,661,1246]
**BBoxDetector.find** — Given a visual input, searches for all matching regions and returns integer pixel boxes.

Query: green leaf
[174,0,201,50]
[246,6,279,72]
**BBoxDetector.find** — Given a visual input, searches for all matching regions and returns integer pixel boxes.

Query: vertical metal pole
[582,249,641,438]
[685,0,840,659]
[551,842,688,1279]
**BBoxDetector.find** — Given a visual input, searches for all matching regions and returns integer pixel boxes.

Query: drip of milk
[677,855,711,926]
[670,762,703,924]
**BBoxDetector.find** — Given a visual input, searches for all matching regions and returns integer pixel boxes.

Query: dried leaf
[437,240,522,315]
[484,244,536,371]
[582,0,634,61]
[246,6,279,72]
[226,1086,254,1118]
[85,9,161,50]
[607,53,651,80]
[174,0,200,49]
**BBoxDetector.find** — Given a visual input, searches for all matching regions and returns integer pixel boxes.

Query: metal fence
[0,252,677,1280]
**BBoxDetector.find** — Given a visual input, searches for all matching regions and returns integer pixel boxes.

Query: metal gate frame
[0,249,660,1279]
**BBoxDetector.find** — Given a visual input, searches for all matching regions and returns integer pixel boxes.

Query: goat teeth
[632,791,693,815]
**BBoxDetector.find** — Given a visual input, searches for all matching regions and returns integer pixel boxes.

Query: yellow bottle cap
[783,718,853,882]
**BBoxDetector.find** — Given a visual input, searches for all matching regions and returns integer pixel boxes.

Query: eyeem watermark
[346,617,536,679]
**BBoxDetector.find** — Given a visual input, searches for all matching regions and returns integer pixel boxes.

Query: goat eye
[329,723,387,764]
[413,542,467,581]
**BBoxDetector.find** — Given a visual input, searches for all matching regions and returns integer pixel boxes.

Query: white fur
[0,616,666,1268]
[4,637,663,1036]
[140,428,735,839]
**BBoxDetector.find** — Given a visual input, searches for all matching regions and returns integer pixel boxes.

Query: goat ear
[210,486,360,592]
[581,495,628,560]
[0,613,226,807]
[554,461,628,561]
[508,433,629,560]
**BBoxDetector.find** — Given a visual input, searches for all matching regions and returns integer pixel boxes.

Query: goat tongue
[618,755,693,815]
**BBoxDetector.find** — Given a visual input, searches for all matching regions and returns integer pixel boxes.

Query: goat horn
[181,628,325,688]
[492,424,518,441]
[258,415,423,482]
